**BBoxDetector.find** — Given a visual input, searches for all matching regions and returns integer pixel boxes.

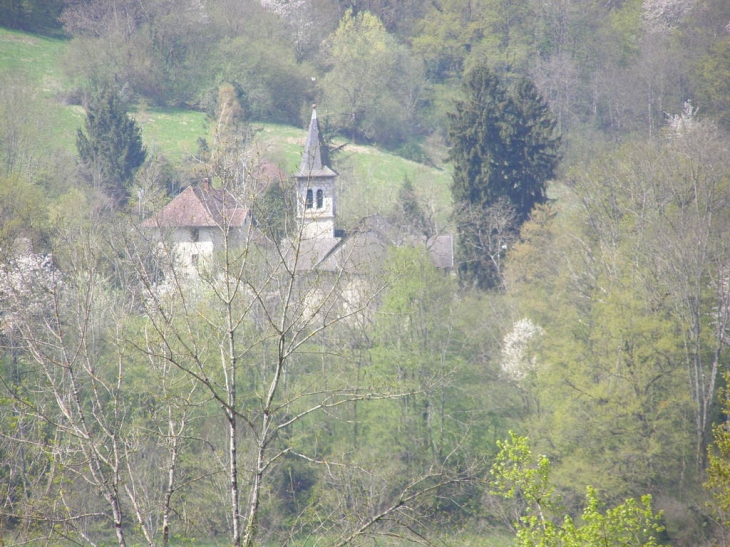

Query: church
[285,107,453,275]
[141,107,453,277]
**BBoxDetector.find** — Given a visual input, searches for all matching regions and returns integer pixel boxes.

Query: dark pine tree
[504,77,562,221]
[448,65,560,290]
[448,65,510,214]
[77,87,147,207]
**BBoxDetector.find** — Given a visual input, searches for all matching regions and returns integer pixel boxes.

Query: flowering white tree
[500,318,544,382]
[642,0,696,33]
[0,253,62,335]
[665,99,699,137]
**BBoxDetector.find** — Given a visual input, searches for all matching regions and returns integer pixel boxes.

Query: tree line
[6,0,730,153]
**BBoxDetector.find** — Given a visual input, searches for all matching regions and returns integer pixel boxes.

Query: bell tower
[295,106,338,240]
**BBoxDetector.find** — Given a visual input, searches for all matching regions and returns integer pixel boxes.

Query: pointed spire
[297,105,336,178]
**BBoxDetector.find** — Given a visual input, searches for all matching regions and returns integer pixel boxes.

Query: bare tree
[128,135,473,547]
[456,198,520,291]
[0,220,205,547]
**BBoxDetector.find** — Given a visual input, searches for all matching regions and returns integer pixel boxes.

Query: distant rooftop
[141,181,249,228]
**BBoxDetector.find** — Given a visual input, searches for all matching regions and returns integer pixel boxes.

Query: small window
[305,189,313,209]
[316,189,324,209]
[191,228,200,242]
[191,254,199,266]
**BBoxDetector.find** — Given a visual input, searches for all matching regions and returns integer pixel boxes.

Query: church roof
[285,214,454,274]
[284,236,343,272]
[345,215,454,269]
[141,182,250,228]
[296,108,337,179]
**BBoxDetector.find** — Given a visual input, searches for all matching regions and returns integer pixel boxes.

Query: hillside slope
[0,26,452,225]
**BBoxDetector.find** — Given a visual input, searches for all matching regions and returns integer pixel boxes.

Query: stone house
[140,178,256,274]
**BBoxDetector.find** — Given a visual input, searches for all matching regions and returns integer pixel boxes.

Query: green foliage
[366,246,509,479]
[503,129,730,524]
[0,173,48,259]
[706,371,730,528]
[61,0,217,107]
[320,9,426,146]
[410,0,483,83]
[448,64,560,289]
[252,176,294,242]
[370,246,459,462]
[213,33,311,125]
[491,433,553,507]
[491,432,665,547]
[411,0,536,82]
[76,86,147,206]
[5,3,730,544]
[694,37,730,130]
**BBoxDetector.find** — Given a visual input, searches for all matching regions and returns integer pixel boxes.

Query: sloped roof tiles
[141,185,249,229]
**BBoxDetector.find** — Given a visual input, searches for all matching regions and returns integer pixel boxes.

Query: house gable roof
[141,184,249,229]
[284,236,343,272]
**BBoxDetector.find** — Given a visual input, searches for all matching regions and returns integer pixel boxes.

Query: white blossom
[0,253,62,334]
[665,100,698,137]
[501,318,544,382]
[642,0,696,33]
[260,0,306,19]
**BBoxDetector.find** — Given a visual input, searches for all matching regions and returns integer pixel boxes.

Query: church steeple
[295,107,338,240]
[297,106,336,178]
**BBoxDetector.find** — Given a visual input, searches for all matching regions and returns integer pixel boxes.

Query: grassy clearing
[0,27,67,95]
[335,142,451,227]
[0,27,82,152]
[133,106,210,161]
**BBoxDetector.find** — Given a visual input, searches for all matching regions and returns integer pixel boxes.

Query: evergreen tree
[390,176,434,237]
[448,65,560,289]
[504,77,562,220]
[76,87,146,207]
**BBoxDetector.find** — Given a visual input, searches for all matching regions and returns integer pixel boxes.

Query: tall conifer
[77,87,146,207]
[448,65,560,289]
[506,77,562,220]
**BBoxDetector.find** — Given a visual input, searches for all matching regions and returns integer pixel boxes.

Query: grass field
[0,28,66,91]
[0,26,453,224]
[133,106,210,160]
